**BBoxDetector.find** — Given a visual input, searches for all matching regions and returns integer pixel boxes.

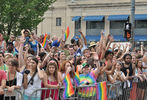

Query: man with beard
[121,53,135,80]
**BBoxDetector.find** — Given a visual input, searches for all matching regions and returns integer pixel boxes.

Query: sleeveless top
[121,63,133,76]
[6,78,17,87]
[41,79,59,100]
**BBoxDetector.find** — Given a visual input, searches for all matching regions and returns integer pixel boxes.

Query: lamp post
[130,0,135,49]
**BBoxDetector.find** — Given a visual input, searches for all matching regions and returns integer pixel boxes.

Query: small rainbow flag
[96,81,107,100]
[64,26,70,41]
[63,73,74,99]
[42,33,48,48]
[74,67,80,86]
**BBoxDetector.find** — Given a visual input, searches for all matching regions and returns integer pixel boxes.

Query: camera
[24,69,30,75]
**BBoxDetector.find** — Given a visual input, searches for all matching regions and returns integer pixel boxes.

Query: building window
[56,17,61,26]
[110,21,126,29]
[75,20,81,33]
[110,21,127,35]
[135,20,147,28]
[135,20,147,35]
[86,21,104,35]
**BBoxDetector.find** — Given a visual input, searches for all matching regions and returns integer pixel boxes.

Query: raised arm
[141,45,144,56]
[42,52,50,68]
[79,31,87,45]
[37,61,44,80]
[105,60,115,75]
[18,37,26,67]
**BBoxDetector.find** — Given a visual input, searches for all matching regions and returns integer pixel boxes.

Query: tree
[0,0,56,40]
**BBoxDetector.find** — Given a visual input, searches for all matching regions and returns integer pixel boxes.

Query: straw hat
[89,41,96,48]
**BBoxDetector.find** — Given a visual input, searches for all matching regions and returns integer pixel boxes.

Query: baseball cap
[82,63,89,69]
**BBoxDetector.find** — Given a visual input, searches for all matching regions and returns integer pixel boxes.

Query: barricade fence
[1,88,23,100]
[2,78,147,100]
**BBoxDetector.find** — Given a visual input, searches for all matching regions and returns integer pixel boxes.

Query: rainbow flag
[63,73,74,99]
[64,26,70,41]
[96,81,107,100]
[42,33,48,48]
[78,87,96,97]
[74,67,80,86]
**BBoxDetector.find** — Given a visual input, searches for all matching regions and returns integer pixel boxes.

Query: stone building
[37,0,147,44]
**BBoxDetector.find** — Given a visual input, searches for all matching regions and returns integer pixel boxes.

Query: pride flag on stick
[96,81,107,100]
[64,26,70,41]
[42,33,48,48]
[63,73,74,99]
[74,67,80,86]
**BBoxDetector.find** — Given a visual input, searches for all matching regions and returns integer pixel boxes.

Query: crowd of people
[0,29,147,100]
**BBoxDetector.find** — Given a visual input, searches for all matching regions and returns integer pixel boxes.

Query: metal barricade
[28,88,59,100]
[27,79,147,100]
[29,85,97,100]
[77,84,97,100]
[2,88,23,100]
[29,86,78,100]
[107,81,123,100]
[130,78,147,100]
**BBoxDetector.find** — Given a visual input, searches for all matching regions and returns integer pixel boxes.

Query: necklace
[8,71,16,86]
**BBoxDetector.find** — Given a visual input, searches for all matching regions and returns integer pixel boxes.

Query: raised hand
[66,67,72,74]
[21,29,25,38]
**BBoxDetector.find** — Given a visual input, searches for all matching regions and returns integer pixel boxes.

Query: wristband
[20,44,24,47]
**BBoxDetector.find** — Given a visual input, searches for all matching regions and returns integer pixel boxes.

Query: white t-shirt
[143,62,147,73]
[16,72,23,86]
[24,73,42,97]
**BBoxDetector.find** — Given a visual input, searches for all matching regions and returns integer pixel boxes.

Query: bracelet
[20,44,24,47]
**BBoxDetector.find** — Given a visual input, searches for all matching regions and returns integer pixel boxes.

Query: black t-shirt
[121,63,133,76]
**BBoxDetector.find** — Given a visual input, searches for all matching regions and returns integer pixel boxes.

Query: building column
[105,16,110,36]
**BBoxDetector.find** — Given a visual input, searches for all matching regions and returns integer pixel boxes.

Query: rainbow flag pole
[96,81,107,100]
[74,67,80,86]
[42,33,48,48]
[63,73,74,99]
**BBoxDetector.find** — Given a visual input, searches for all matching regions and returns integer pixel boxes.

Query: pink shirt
[0,70,7,86]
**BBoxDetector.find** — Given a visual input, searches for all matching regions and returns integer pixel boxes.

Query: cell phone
[100,61,105,67]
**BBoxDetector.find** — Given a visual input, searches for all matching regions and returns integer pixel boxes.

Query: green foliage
[0,0,56,38]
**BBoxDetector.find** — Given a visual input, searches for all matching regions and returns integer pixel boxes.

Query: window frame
[56,17,61,26]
